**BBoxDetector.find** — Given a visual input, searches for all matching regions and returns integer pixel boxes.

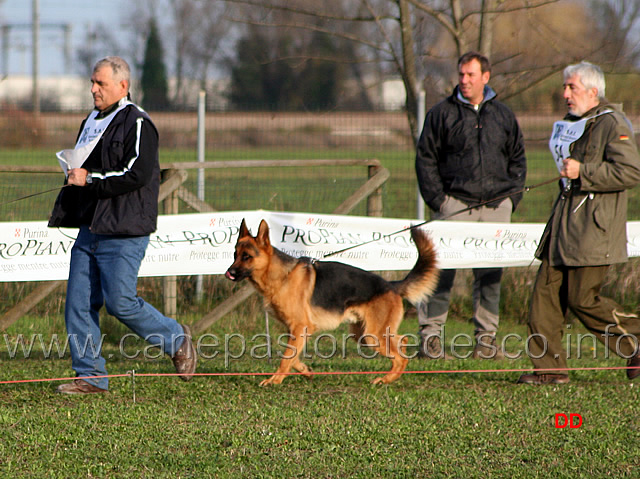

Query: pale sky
[0,0,125,76]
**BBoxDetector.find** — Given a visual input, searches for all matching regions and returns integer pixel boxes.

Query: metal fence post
[196,90,206,302]
[416,89,426,220]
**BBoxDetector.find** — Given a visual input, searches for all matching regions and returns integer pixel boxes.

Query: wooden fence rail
[0,159,389,333]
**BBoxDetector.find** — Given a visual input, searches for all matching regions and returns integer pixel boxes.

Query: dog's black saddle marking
[310,261,391,313]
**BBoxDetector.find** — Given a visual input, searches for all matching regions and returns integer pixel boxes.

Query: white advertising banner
[3,210,640,282]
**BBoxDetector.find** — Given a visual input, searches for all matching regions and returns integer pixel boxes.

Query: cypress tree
[141,18,170,110]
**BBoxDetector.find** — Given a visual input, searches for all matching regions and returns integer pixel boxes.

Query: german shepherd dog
[225,219,438,386]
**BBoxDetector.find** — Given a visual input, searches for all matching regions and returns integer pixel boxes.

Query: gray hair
[563,61,606,99]
[93,56,131,86]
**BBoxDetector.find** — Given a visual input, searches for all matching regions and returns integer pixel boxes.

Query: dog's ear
[238,219,251,238]
[256,219,271,248]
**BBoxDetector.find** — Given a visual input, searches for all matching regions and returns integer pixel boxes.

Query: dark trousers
[527,257,640,372]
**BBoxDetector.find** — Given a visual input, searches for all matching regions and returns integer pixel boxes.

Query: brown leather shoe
[472,334,505,360]
[627,348,640,380]
[172,324,197,381]
[517,373,570,385]
[418,336,452,359]
[56,379,107,395]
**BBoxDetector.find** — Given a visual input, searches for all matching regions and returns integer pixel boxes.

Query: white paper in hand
[56,148,88,177]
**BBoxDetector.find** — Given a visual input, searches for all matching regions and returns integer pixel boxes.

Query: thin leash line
[0,184,68,208]
[0,177,562,250]
[323,176,562,259]
[1,363,637,385]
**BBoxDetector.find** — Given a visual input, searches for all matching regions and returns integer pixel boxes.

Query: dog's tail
[391,227,439,305]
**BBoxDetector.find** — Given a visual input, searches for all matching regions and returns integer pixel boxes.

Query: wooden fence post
[161,169,183,318]
[0,281,64,331]
[367,164,384,217]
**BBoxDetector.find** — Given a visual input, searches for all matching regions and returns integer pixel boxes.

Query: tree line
[81,0,640,136]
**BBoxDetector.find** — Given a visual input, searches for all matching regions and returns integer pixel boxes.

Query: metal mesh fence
[0,107,587,223]
[2,105,640,323]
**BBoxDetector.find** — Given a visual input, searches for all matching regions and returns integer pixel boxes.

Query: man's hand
[561,158,580,179]
[67,168,89,186]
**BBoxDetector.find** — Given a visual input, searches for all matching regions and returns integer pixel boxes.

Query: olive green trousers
[527,257,640,373]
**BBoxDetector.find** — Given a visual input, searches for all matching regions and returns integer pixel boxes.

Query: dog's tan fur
[225,219,438,386]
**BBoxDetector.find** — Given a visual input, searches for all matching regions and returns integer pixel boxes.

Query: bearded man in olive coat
[518,61,640,385]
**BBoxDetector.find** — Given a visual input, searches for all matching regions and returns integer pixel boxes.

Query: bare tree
[115,0,640,121]
[117,0,231,108]
[168,0,196,105]
[119,0,162,96]
[168,0,231,106]
[220,0,582,139]
[589,0,640,69]
[76,23,122,77]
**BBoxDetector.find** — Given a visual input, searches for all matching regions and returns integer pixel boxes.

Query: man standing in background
[415,51,527,360]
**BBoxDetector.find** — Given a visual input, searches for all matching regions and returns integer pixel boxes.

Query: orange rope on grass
[1,364,638,386]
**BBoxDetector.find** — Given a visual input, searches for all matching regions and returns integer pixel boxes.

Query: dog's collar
[299,256,316,265]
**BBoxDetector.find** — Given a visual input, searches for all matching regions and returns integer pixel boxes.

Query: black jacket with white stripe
[48,101,160,236]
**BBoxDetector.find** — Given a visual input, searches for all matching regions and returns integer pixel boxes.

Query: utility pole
[1,25,8,77]
[1,22,71,77]
[32,0,40,115]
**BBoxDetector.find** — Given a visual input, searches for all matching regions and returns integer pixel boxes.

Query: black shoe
[172,324,197,381]
[517,373,570,385]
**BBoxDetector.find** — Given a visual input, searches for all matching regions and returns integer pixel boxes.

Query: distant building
[0,75,230,111]
[0,74,407,112]
[381,78,406,111]
[0,75,91,110]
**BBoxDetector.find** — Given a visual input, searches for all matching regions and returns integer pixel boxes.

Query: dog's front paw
[294,362,313,379]
[259,375,283,387]
[372,376,395,386]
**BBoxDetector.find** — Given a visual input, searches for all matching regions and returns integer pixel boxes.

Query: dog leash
[0,184,68,208]
[322,176,562,259]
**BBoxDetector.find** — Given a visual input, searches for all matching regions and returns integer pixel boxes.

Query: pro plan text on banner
[3,210,640,282]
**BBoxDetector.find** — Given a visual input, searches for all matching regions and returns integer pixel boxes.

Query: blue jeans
[65,226,185,390]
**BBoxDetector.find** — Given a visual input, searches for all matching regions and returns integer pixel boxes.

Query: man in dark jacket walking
[415,51,526,360]
[518,61,640,384]
[49,56,196,394]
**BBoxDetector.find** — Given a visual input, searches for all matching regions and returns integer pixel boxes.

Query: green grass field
[1,315,638,477]
[1,146,640,477]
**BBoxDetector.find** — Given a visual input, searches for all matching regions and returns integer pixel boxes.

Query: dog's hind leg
[349,321,366,343]
[260,325,313,386]
[292,360,313,380]
[361,293,409,385]
[371,333,409,385]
